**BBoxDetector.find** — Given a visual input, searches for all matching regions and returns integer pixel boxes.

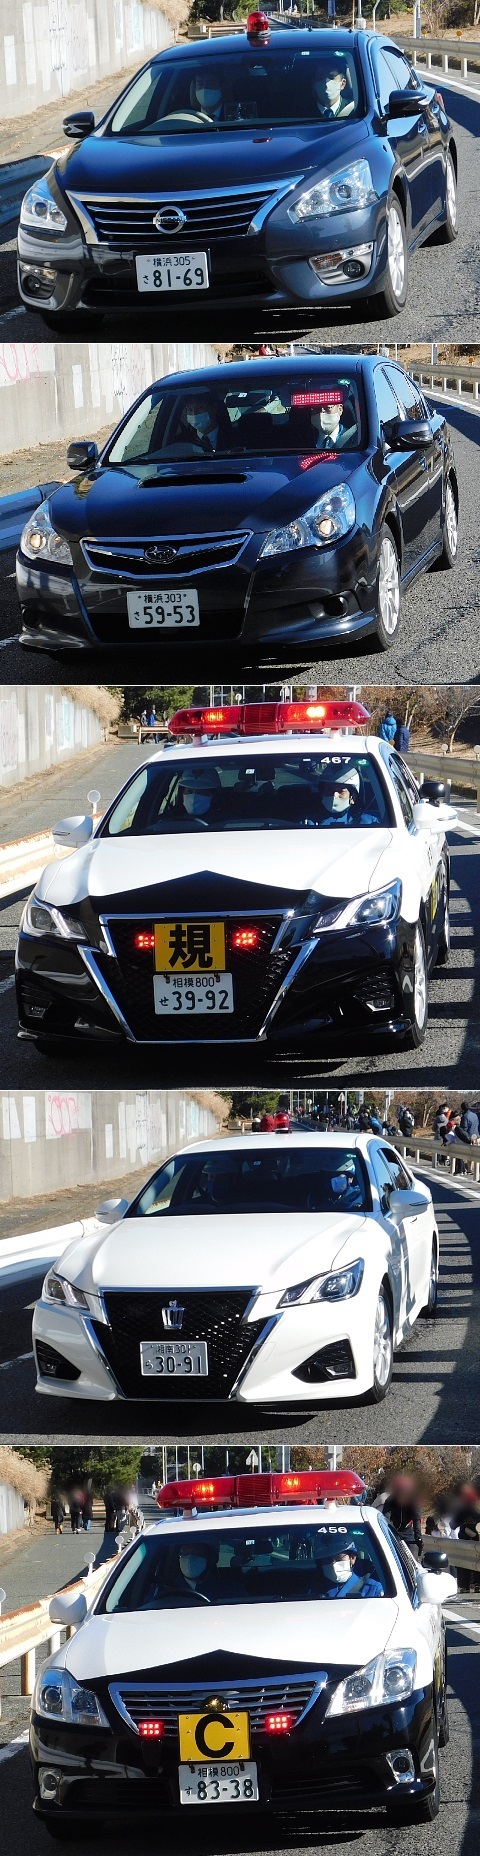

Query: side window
[374,47,399,114]
[391,751,421,807]
[383,49,421,95]
[388,761,415,830]
[370,1146,396,1215]
[389,368,428,423]
[373,366,403,430]
[382,1147,412,1191]
[378,1517,418,1604]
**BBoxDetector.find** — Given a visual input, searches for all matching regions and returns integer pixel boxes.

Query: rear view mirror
[384,418,432,450]
[49,1590,87,1627]
[412,800,457,831]
[387,88,429,120]
[96,1198,129,1223]
[417,1567,458,1606]
[389,1187,428,1216]
[63,111,95,140]
[67,441,99,471]
[52,815,94,849]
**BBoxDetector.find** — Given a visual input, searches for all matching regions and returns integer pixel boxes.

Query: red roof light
[247,10,270,36]
[157,1470,365,1511]
[169,700,370,739]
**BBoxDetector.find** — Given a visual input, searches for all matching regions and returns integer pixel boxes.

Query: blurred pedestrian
[69,1489,84,1535]
[383,1474,423,1559]
[51,1496,64,1536]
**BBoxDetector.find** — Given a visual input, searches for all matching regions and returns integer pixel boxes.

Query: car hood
[48,455,367,542]
[37,829,395,910]
[63,1598,399,1682]
[55,117,370,198]
[55,1210,371,1293]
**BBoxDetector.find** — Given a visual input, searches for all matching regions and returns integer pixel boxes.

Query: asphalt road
[0,1551,479,1856]
[0,82,479,346]
[0,1173,478,1446]
[1,781,480,1087]
[0,396,479,685]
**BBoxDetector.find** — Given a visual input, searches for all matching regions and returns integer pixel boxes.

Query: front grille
[96,915,292,1041]
[93,1289,265,1398]
[74,187,278,248]
[113,1676,318,1736]
[82,533,250,579]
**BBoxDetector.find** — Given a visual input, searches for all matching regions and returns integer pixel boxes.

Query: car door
[389,365,444,555]
[372,365,435,576]
[388,750,446,965]
[382,1144,433,1312]
[372,44,439,239]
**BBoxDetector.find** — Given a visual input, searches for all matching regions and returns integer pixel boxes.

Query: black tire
[438,1674,450,1748]
[367,1284,394,1403]
[376,195,408,316]
[437,149,458,244]
[373,524,402,650]
[436,871,451,966]
[41,1822,94,1841]
[438,474,459,570]
[404,924,428,1049]
[386,1719,440,1824]
[421,1237,439,1318]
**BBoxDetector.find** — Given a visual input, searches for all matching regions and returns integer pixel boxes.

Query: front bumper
[16,520,380,655]
[16,914,417,1052]
[30,1684,437,1821]
[17,197,390,317]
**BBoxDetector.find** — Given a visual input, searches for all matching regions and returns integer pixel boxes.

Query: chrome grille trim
[66,180,299,247]
[81,531,252,580]
[109,1674,325,1736]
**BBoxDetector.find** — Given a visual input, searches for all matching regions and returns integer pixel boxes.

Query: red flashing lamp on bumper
[156,1469,366,1511]
[168,700,370,738]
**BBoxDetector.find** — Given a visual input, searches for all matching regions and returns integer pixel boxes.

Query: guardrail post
[49,1630,61,1655]
[21,1649,35,1695]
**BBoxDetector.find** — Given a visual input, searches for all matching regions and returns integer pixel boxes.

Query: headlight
[20,502,73,567]
[42,1271,90,1312]
[33,1666,108,1727]
[259,484,355,559]
[279,1259,364,1307]
[20,177,68,233]
[313,880,402,935]
[21,894,86,940]
[327,1649,417,1717]
[290,159,377,222]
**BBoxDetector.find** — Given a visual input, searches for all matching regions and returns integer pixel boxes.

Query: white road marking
[0,636,20,650]
[0,306,27,323]
[444,1610,480,1633]
[0,974,15,995]
[0,1350,34,1370]
[0,1730,30,1765]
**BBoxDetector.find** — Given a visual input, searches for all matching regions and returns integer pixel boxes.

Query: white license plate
[127,589,199,628]
[179,1762,259,1805]
[154,972,234,1015]
[135,252,209,292]
[140,1341,208,1377]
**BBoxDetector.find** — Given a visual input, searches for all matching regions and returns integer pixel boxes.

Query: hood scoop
[140,469,248,488]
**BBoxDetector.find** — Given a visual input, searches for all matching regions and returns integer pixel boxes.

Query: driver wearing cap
[317,764,381,827]
[315,1538,384,1598]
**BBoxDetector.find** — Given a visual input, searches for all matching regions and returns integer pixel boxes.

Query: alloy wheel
[387,205,405,301]
[445,480,458,557]
[414,927,427,1030]
[446,153,457,230]
[373,1289,392,1388]
[378,535,400,635]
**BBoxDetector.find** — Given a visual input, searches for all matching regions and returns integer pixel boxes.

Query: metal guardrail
[407,749,480,811]
[397,34,480,80]
[411,364,480,406]
[0,1552,118,1713]
[421,1536,480,1575]
[397,1132,480,1185]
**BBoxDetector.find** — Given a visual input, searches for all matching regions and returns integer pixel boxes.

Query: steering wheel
[158,109,216,129]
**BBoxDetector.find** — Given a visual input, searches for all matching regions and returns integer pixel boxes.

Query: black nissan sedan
[16,21,458,325]
[16,355,459,655]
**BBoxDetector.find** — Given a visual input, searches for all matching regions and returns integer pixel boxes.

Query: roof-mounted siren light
[247,11,271,40]
[156,1470,366,1511]
[168,700,370,739]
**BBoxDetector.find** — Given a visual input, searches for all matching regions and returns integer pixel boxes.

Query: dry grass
[189,1090,231,1126]
[157,0,190,33]
[0,1448,48,1505]
[61,687,121,728]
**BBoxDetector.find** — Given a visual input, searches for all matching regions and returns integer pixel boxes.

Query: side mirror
[95,1197,129,1223]
[387,87,429,119]
[389,1186,428,1216]
[49,1590,88,1627]
[412,799,458,831]
[417,1567,458,1606]
[422,1550,451,1573]
[63,111,95,140]
[52,814,94,849]
[67,441,99,472]
[384,418,432,450]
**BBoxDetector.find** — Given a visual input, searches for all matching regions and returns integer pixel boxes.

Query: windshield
[126,1147,371,1216]
[107,48,364,137]
[102,753,390,835]
[105,374,364,467]
[99,1521,391,1612]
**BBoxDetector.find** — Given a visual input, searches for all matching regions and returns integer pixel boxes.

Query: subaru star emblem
[162,1300,185,1331]
[153,206,186,234]
[144,544,177,565]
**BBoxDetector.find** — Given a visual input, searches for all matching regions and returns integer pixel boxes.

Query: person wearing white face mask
[309,398,356,452]
[179,397,221,453]
[191,70,224,121]
[177,767,222,824]
[315,1539,384,1598]
[316,764,381,829]
[312,61,355,121]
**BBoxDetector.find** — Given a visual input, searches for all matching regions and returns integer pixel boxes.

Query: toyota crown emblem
[162,1300,185,1331]
[153,205,186,234]
[144,544,178,565]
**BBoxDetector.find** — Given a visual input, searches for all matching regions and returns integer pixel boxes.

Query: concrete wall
[0,1090,222,1202]
[1,0,173,121]
[0,341,219,460]
[0,685,104,790]
[0,1480,25,1533]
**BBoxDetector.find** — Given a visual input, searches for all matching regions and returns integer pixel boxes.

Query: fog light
[39,1769,61,1800]
[309,243,373,286]
[386,1749,416,1783]
[24,1002,47,1019]
[21,265,56,299]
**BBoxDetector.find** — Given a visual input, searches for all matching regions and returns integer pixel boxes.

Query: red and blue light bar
[157,1470,365,1511]
[168,700,370,738]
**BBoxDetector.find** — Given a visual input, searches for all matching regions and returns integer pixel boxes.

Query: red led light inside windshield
[138,1720,165,1738]
[230,928,263,951]
[265,1713,294,1734]
[134,932,155,952]
[300,454,332,470]
[291,391,343,407]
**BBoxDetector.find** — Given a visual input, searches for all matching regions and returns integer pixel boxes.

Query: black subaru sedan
[16,354,458,655]
[17,22,458,325]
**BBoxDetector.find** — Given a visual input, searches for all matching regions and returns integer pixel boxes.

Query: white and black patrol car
[31,1471,457,1834]
[16,699,457,1055]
